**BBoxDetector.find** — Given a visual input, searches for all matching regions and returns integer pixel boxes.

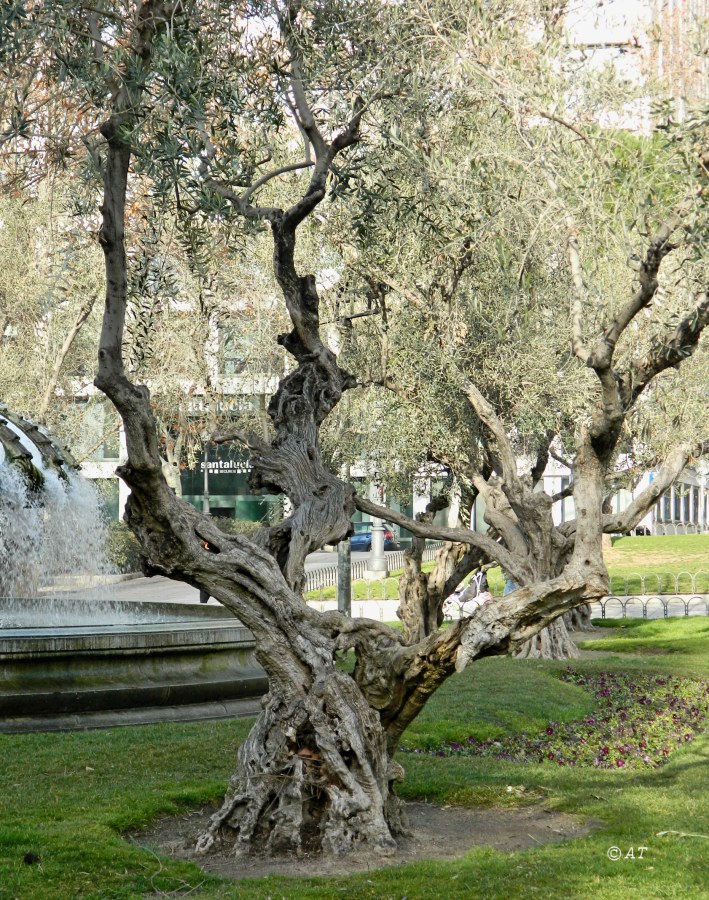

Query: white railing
[304,542,444,595]
[595,570,709,620]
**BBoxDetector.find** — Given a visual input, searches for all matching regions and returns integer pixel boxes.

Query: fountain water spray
[0,404,265,731]
[0,404,111,599]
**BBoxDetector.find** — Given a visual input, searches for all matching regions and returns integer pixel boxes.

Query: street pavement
[66,548,399,606]
[52,553,709,622]
[304,549,371,570]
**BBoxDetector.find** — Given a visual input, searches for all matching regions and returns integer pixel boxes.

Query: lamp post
[365,479,388,580]
[199,436,212,603]
[202,438,211,515]
[337,538,352,615]
[336,463,353,613]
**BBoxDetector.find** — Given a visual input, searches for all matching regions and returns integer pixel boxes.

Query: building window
[559,477,574,523]
[69,400,120,461]
[218,326,243,376]
[95,478,119,521]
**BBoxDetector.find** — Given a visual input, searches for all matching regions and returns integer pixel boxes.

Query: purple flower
[443,669,709,772]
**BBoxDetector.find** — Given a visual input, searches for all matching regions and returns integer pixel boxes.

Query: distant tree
[0,187,104,442]
[116,207,285,491]
[322,0,709,655]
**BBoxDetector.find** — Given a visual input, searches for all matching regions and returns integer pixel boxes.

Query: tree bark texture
[565,604,594,632]
[395,488,473,643]
[196,674,407,857]
[514,616,580,659]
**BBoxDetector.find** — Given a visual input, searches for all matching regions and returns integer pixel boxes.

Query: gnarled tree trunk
[398,538,484,643]
[565,603,595,632]
[514,616,580,659]
[84,0,634,861]
[197,670,407,857]
[396,485,464,642]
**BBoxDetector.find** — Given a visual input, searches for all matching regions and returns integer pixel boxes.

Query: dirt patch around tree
[132,802,599,882]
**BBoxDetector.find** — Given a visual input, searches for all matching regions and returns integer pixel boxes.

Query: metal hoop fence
[591,595,709,620]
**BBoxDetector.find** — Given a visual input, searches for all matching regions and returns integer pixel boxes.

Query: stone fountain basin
[0,597,267,732]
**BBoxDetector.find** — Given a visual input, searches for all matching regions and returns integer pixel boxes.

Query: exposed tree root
[514,617,580,660]
[196,673,408,857]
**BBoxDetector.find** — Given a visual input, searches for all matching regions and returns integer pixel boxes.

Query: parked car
[350,522,400,551]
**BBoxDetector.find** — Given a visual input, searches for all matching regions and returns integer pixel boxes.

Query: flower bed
[405,670,709,769]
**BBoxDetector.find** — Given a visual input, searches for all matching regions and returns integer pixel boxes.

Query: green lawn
[310,534,709,602]
[306,561,503,603]
[307,574,401,602]
[2,618,709,898]
[605,534,709,595]
[580,616,709,665]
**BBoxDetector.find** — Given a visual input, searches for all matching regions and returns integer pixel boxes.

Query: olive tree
[3,0,708,858]
[321,0,709,656]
